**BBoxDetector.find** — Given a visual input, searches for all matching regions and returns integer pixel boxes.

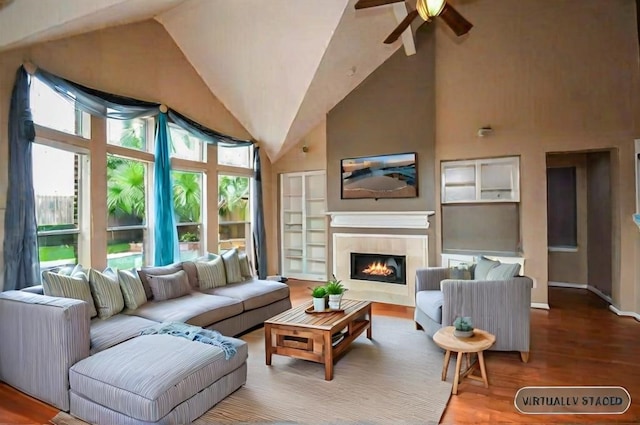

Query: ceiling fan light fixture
[416,0,446,20]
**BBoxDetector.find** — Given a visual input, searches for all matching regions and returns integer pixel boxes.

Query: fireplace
[350,252,406,285]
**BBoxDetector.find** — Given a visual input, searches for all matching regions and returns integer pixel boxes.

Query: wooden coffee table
[433,326,496,395]
[264,299,372,380]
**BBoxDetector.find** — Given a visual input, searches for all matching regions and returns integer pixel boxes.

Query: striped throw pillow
[88,268,125,320]
[238,252,253,278]
[195,257,227,290]
[222,248,243,284]
[148,270,191,301]
[117,268,147,310]
[43,267,98,318]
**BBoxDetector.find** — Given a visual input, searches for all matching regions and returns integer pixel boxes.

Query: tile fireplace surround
[329,211,434,307]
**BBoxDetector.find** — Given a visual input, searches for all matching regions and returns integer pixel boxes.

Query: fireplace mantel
[327,211,435,229]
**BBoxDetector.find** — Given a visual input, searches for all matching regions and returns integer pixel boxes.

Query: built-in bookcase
[280,171,327,281]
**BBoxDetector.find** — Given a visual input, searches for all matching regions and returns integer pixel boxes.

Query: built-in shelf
[442,156,520,203]
[280,170,327,281]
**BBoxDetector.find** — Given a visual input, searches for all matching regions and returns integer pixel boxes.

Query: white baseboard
[548,281,612,304]
[587,285,612,304]
[548,281,587,289]
[531,303,550,310]
[609,305,640,322]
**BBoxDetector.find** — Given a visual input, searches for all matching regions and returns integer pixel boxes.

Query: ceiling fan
[355,0,473,44]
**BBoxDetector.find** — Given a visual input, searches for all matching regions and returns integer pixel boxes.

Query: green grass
[39,246,76,262]
[40,242,132,261]
[107,242,131,254]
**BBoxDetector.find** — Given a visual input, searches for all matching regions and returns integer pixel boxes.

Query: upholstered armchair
[414,266,533,362]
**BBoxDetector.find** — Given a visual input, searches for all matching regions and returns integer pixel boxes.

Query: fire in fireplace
[350,252,406,285]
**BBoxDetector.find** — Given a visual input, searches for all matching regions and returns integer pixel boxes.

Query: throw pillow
[486,262,521,281]
[148,270,191,301]
[195,257,227,290]
[449,264,472,280]
[138,263,183,300]
[222,248,243,284]
[43,266,98,318]
[118,268,147,310]
[474,256,500,280]
[238,252,253,278]
[88,268,125,320]
[182,254,219,288]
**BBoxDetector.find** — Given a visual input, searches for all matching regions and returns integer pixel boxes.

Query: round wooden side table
[433,326,496,395]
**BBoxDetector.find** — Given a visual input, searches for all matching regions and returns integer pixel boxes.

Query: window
[218,175,250,253]
[33,144,85,269]
[30,76,90,138]
[107,118,149,151]
[173,170,203,260]
[106,155,147,269]
[547,167,577,248]
[218,145,251,168]
[169,125,204,161]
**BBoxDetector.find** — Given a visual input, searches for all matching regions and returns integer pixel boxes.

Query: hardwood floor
[1,280,638,424]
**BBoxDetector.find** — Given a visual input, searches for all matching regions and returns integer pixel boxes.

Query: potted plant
[310,285,328,312]
[453,316,474,338]
[325,275,345,310]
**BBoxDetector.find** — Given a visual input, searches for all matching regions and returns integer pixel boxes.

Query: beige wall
[435,0,639,310]
[326,23,437,214]
[267,120,327,275]
[0,20,250,290]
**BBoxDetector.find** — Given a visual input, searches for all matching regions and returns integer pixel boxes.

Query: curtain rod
[23,61,37,75]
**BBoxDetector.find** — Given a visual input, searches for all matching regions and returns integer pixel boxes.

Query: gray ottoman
[69,334,247,425]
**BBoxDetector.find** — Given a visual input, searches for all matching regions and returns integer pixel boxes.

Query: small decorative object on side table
[453,316,474,338]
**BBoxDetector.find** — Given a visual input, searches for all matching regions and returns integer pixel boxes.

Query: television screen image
[341,152,417,199]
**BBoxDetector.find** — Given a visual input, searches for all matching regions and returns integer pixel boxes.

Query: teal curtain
[153,112,179,265]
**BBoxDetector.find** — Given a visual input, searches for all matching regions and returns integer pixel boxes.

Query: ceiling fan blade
[384,9,419,44]
[438,3,473,36]
[355,0,404,9]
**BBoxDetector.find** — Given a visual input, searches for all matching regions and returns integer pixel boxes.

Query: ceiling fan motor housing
[416,0,446,21]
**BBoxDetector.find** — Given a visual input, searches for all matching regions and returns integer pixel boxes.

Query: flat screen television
[341,152,417,199]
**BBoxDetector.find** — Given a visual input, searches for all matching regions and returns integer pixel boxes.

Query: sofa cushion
[182,254,219,288]
[69,334,248,423]
[138,263,183,300]
[202,279,290,311]
[88,268,124,320]
[238,252,252,278]
[89,314,157,355]
[148,270,191,301]
[195,257,227,290]
[474,256,500,280]
[117,269,147,310]
[43,266,98,318]
[415,290,444,324]
[222,249,243,284]
[486,262,521,280]
[126,291,244,327]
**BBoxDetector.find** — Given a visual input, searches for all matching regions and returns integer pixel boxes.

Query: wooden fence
[36,195,75,226]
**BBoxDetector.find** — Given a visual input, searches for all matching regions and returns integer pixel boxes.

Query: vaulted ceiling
[0,0,421,160]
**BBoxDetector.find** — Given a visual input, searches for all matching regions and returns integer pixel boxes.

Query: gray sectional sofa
[0,256,291,424]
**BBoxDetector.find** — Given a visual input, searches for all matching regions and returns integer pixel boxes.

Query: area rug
[52,316,452,425]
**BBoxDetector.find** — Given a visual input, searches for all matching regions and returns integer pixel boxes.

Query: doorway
[546,150,613,302]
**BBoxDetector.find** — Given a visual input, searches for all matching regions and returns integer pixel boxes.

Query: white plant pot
[312,297,326,312]
[328,294,343,310]
[454,329,474,338]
